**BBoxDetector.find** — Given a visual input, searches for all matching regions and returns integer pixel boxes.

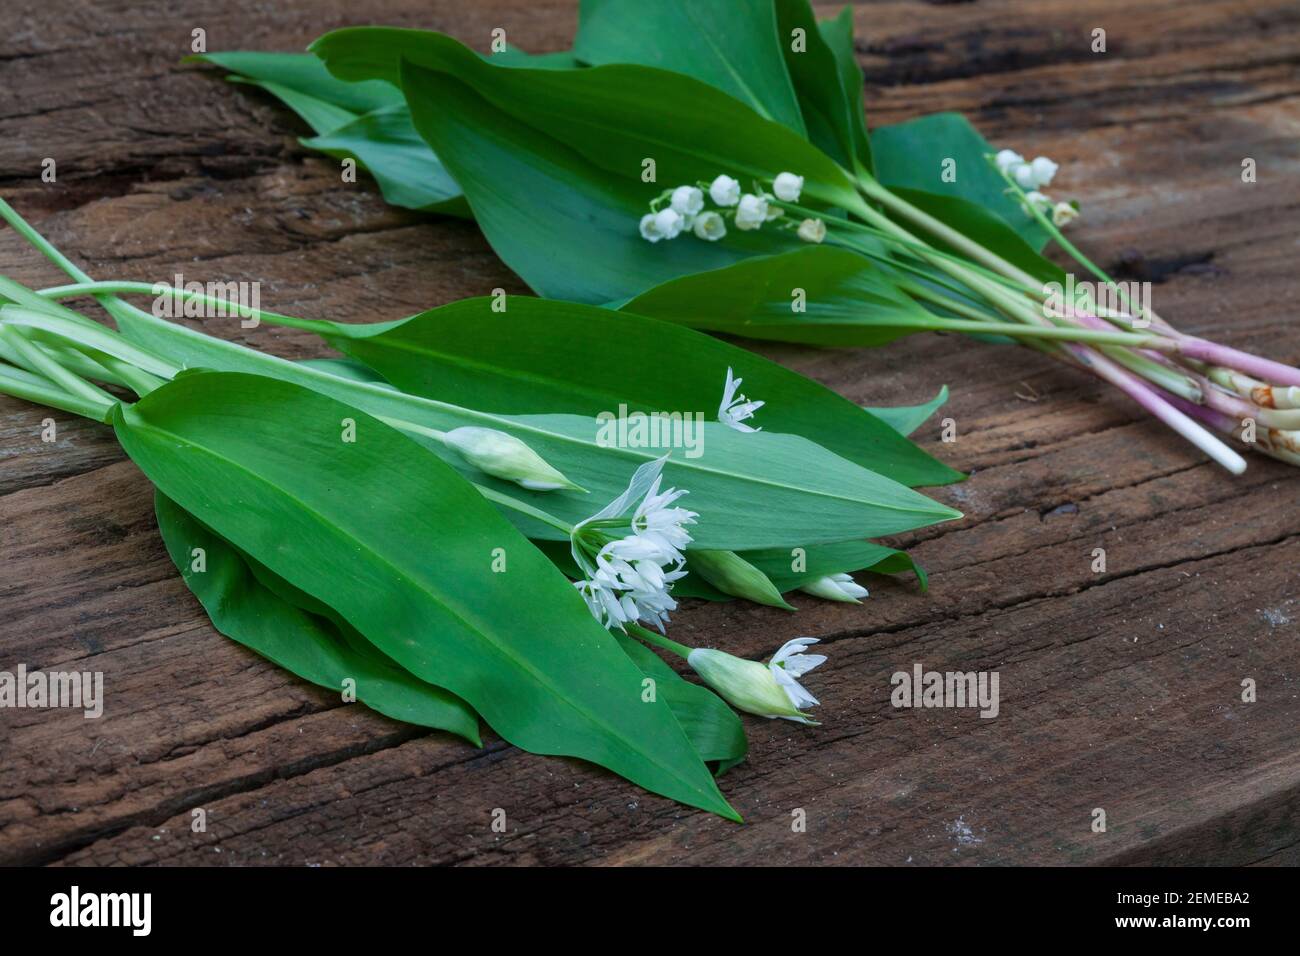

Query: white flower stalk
[734,193,768,231]
[797,218,826,243]
[687,637,827,724]
[693,211,727,241]
[670,185,704,217]
[442,427,583,492]
[718,366,764,431]
[799,572,868,604]
[709,174,741,207]
[571,456,697,631]
[773,171,804,202]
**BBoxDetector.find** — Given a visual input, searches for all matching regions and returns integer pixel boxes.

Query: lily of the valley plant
[0,197,963,821]
[196,0,1300,474]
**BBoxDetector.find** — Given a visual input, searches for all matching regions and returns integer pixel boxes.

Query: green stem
[36,280,332,334]
[627,622,693,659]
[473,483,574,535]
[0,361,116,423]
[0,306,181,377]
[0,324,117,407]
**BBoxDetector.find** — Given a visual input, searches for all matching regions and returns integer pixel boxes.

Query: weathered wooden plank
[1,0,1298,865]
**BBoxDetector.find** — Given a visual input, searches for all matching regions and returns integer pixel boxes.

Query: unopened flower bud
[772,172,804,202]
[687,637,826,724]
[689,549,793,609]
[442,426,583,492]
[799,572,868,603]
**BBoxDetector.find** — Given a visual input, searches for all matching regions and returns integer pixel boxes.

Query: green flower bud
[688,549,793,609]
[686,637,826,725]
[442,426,584,492]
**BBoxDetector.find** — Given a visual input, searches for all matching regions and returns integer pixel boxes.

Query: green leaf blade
[116,371,738,820]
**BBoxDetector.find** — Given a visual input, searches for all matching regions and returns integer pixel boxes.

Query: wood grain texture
[1,0,1297,866]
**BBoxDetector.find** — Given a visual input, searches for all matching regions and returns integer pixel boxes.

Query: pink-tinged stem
[1188,372,1300,430]
[1061,342,1247,474]
[1175,336,1300,388]
[1158,389,1240,434]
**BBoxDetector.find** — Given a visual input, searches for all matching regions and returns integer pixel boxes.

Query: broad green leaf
[111,306,960,550]
[620,245,944,348]
[870,113,1050,250]
[814,5,873,176]
[574,0,806,135]
[743,538,928,592]
[301,104,468,214]
[311,28,859,303]
[114,370,738,820]
[155,492,481,744]
[229,77,357,136]
[865,385,949,437]
[192,51,404,115]
[612,633,747,770]
[311,294,961,488]
[774,0,872,175]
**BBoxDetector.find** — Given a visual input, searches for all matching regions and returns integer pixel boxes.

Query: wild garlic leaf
[813,4,874,176]
[620,246,939,348]
[112,307,960,550]
[192,51,403,117]
[301,105,468,214]
[155,492,482,744]
[116,371,739,820]
[574,0,806,136]
[870,113,1051,250]
[311,294,962,488]
[864,385,950,437]
[774,0,872,175]
[612,633,748,770]
[311,28,859,303]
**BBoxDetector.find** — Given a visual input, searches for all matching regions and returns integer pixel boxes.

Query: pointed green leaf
[310,294,960,488]
[155,492,482,743]
[311,28,860,303]
[870,112,1051,250]
[574,0,806,135]
[114,371,739,820]
[112,307,960,550]
[620,246,941,348]
[865,385,949,437]
[301,104,468,213]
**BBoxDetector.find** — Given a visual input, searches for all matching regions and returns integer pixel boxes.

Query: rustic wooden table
[1,0,1297,866]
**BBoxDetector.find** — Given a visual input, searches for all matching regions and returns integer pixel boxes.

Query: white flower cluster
[572,457,697,632]
[639,172,825,245]
[994,149,1078,228]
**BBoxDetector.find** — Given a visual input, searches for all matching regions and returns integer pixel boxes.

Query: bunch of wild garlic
[0,197,961,820]
[196,1,1299,474]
